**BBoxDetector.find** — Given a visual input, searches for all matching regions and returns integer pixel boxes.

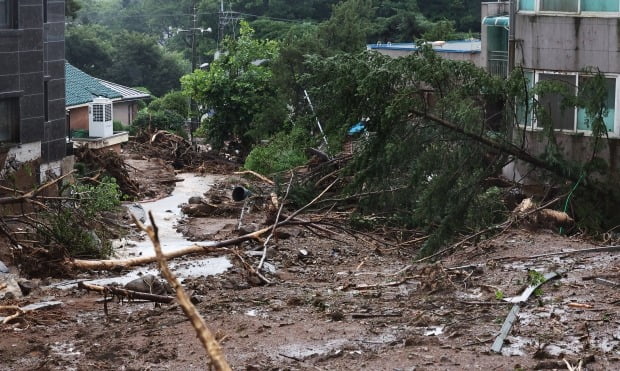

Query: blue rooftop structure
[367,39,481,54]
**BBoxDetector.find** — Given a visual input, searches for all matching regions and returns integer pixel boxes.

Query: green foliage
[66,24,188,96]
[147,91,188,118]
[301,48,511,256]
[36,177,122,260]
[417,0,482,33]
[528,270,546,297]
[494,290,504,300]
[43,209,112,259]
[421,19,457,41]
[465,187,507,231]
[71,176,122,218]
[244,126,310,175]
[112,120,126,131]
[132,110,186,134]
[317,0,373,53]
[182,21,283,149]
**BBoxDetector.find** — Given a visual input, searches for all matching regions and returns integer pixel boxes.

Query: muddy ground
[0,152,619,370]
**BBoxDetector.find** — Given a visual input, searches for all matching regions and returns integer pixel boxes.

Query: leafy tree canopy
[181,21,283,150]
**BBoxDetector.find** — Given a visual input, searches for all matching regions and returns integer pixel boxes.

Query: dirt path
[0,155,618,370]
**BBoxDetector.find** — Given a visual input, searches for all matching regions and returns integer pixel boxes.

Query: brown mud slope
[0,162,619,369]
[2,229,618,369]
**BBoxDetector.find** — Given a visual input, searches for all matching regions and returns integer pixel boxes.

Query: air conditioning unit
[89,97,113,137]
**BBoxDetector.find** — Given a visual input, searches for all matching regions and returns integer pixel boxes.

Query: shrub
[244,126,310,175]
[132,110,185,133]
[36,177,121,259]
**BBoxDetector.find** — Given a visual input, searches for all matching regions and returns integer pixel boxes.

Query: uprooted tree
[297,46,620,256]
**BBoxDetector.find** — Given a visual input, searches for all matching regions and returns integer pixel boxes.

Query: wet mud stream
[75,173,232,287]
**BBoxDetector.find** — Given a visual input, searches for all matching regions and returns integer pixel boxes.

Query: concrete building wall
[515,15,620,74]
[112,101,140,126]
[43,0,67,166]
[0,0,66,183]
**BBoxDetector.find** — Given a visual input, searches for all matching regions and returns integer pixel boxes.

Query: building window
[517,71,535,126]
[0,0,16,29]
[519,71,619,135]
[519,0,536,11]
[0,98,20,143]
[520,0,620,13]
[538,74,577,131]
[540,0,579,12]
[581,0,619,12]
[577,76,616,132]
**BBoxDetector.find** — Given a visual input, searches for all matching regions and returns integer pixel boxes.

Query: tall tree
[317,0,373,53]
[181,21,283,150]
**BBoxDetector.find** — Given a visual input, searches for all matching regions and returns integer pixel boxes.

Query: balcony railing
[488,50,509,78]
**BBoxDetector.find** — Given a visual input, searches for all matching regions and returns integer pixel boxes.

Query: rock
[0,260,9,274]
[188,196,203,204]
[124,274,172,295]
[0,274,22,299]
[238,223,260,235]
[181,203,217,217]
[125,202,146,223]
[18,279,39,296]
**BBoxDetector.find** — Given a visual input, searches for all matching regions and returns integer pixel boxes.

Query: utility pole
[217,0,241,52]
[508,0,516,75]
[181,0,211,146]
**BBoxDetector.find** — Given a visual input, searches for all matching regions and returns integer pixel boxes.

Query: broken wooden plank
[490,304,520,353]
[0,301,63,324]
[593,278,619,287]
[493,245,620,262]
[350,312,402,319]
[491,270,563,353]
[503,271,562,303]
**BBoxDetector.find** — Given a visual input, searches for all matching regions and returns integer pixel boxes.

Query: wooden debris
[233,170,274,185]
[77,282,174,304]
[350,312,402,319]
[592,278,619,287]
[567,302,594,309]
[134,211,231,371]
[492,245,620,262]
[0,301,62,324]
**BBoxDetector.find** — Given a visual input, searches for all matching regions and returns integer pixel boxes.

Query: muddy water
[88,173,232,286]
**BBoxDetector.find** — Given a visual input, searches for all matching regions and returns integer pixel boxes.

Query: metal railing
[488,50,509,78]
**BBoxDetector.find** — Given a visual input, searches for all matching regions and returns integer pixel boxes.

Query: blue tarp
[348,122,366,134]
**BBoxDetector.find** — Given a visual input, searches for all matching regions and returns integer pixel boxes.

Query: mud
[1,155,619,370]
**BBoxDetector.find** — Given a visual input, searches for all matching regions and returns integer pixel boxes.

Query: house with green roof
[65,63,148,152]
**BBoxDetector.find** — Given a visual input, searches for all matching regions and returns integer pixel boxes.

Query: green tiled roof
[65,63,122,107]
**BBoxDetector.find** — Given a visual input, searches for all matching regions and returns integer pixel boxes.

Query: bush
[244,127,310,175]
[113,120,127,131]
[132,110,186,133]
[35,177,122,260]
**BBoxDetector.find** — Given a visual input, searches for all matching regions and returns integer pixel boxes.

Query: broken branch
[135,211,231,371]
[77,282,174,303]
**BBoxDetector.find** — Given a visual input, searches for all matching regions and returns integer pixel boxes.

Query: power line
[235,12,317,24]
[76,11,220,20]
